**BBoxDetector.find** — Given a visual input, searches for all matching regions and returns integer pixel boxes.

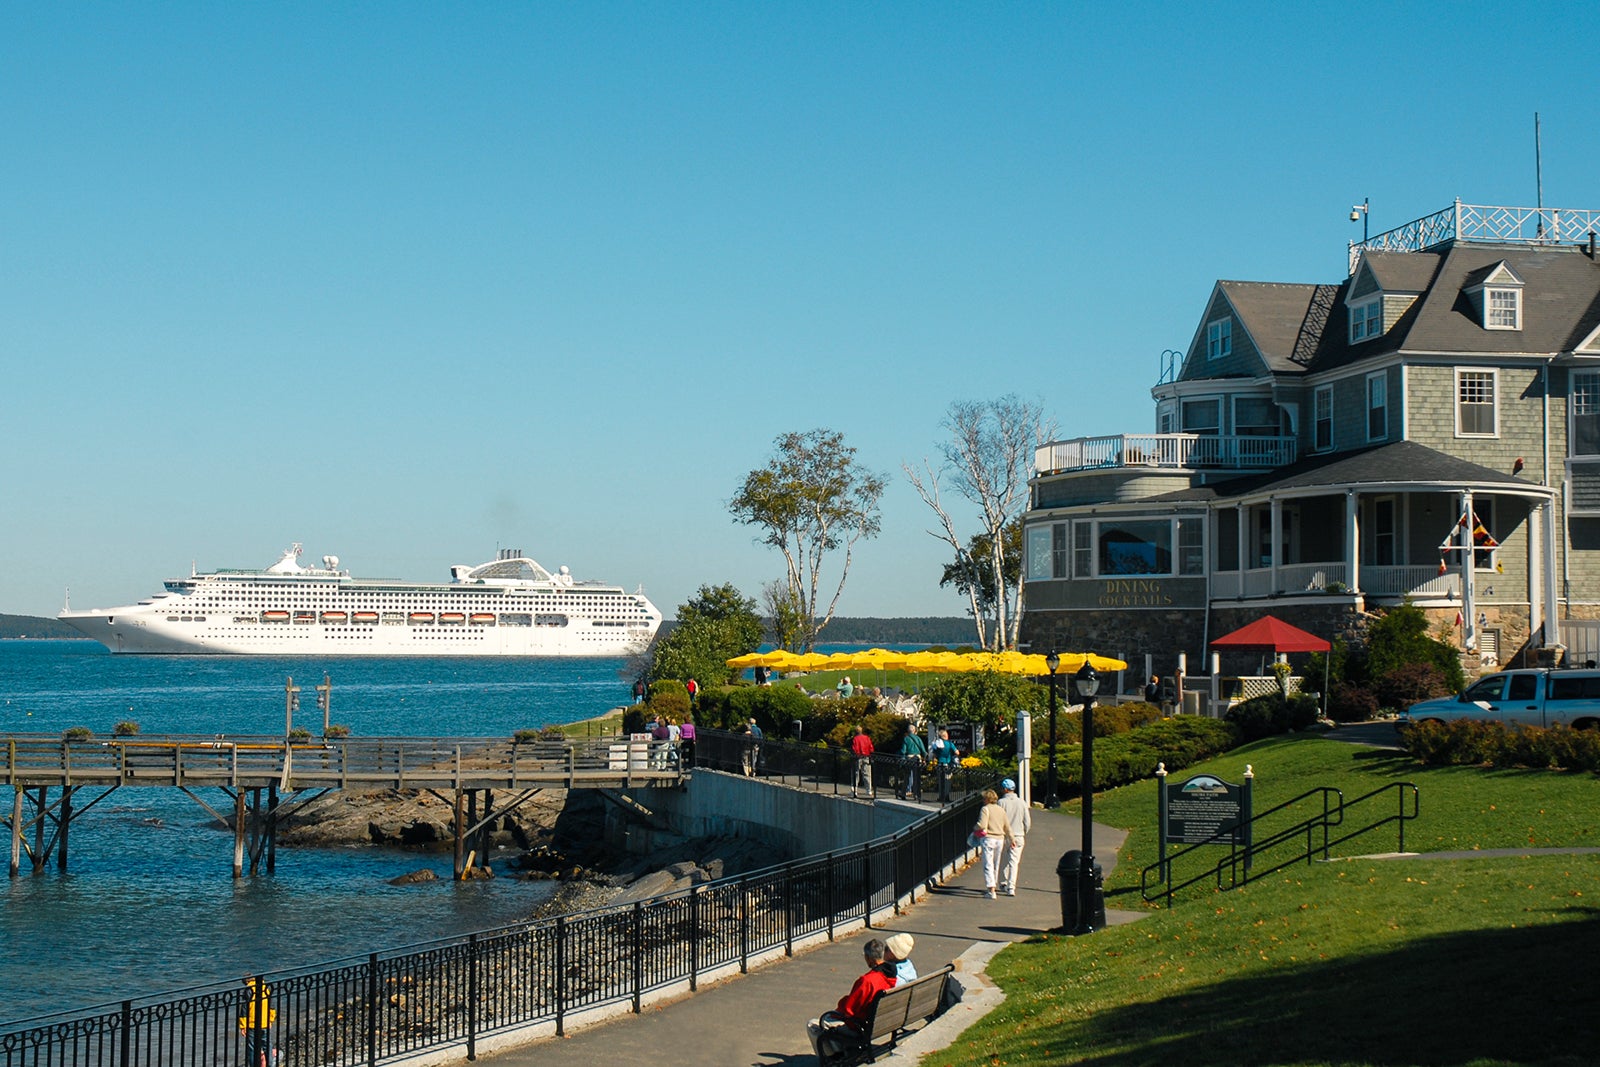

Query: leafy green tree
[920,670,1046,742]
[646,583,763,686]
[940,521,1022,637]
[730,429,885,651]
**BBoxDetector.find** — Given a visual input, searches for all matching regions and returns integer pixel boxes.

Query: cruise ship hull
[58,545,662,657]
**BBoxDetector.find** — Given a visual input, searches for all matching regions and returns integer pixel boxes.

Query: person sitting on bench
[806,938,895,1064]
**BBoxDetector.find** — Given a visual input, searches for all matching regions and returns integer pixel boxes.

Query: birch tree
[730,429,885,651]
[905,397,1052,650]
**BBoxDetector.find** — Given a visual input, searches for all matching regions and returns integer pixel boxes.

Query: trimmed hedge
[1053,716,1240,793]
[1399,719,1600,772]
[1225,693,1320,742]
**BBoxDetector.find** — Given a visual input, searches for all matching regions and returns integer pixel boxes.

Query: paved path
[481,807,1141,1066]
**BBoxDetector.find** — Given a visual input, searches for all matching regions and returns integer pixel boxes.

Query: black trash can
[1056,850,1106,932]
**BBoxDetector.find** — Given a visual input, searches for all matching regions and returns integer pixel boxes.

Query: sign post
[1157,764,1254,879]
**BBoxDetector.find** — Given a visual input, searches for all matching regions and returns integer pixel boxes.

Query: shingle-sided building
[1021,200,1600,673]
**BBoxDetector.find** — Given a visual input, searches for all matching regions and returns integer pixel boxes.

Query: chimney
[1589,231,1597,259]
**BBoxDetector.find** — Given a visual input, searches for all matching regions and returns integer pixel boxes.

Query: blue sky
[6,3,1600,621]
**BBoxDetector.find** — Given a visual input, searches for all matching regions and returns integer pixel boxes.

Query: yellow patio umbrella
[825,651,858,669]
[755,649,807,671]
[1051,651,1128,673]
[724,652,769,668]
[792,651,834,671]
[849,648,907,671]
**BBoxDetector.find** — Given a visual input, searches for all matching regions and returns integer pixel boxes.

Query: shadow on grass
[1058,910,1600,1066]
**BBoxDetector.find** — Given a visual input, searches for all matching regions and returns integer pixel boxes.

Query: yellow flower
[960,756,982,767]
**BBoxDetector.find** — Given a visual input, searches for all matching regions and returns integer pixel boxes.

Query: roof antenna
[1535,111,1545,238]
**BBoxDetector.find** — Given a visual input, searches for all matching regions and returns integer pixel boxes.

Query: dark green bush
[1051,716,1240,793]
[1225,693,1320,741]
[646,679,691,723]
[1373,662,1452,713]
[1400,718,1600,772]
[1328,682,1380,723]
[62,725,93,741]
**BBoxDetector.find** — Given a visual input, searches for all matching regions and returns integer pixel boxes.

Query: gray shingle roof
[1137,441,1544,505]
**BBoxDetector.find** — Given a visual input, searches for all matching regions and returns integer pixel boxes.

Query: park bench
[826,963,958,1064]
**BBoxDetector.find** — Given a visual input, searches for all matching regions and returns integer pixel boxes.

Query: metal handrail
[1141,781,1418,906]
[1,772,987,1065]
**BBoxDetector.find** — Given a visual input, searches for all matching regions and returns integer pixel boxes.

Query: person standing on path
[678,717,696,767]
[685,678,698,706]
[238,975,276,1067]
[632,678,645,705]
[973,788,1014,899]
[996,778,1031,896]
[898,726,927,800]
[850,725,875,798]
[931,728,958,802]
[747,717,763,775]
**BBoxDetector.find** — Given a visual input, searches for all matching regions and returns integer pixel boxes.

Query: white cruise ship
[58,544,662,656]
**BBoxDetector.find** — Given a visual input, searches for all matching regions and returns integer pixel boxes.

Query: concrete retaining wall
[619,771,929,858]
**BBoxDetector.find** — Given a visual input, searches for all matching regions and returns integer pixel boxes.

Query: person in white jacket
[996,778,1031,896]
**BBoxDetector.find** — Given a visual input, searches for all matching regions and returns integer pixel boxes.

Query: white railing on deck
[1208,563,1456,600]
[1363,565,1460,598]
[1034,433,1296,475]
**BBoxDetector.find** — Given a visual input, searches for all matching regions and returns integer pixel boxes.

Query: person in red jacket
[849,725,876,799]
[806,938,894,1062]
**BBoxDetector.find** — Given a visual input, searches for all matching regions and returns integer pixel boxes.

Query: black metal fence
[1,752,992,1067]
[690,727,1000,803]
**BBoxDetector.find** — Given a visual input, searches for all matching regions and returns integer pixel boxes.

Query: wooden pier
[3,734,685,880]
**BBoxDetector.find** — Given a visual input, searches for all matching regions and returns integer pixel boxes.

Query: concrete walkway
[480,807,1143,1066]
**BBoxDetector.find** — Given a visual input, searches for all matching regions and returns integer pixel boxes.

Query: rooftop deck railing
[1033,433,1296,477]
[1350,199,1600,272]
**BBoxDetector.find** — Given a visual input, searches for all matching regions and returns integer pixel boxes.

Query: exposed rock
[389,869,437,886]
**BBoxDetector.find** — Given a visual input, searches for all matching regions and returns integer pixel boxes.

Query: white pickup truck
[1404,668,1600,730]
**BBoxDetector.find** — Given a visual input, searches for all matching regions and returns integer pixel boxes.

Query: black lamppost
[1073,659,1101,935]
[1043,651,1060,809]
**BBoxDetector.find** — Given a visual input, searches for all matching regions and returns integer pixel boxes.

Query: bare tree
[730,429,885,651]
[905,397,1053,650]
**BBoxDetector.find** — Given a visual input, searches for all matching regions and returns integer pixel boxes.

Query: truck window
[1550,675,1600,700]
[1507,674,1539,701]
[1463,676,1507,702]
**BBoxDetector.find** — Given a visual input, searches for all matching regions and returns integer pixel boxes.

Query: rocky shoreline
[274,784,787,917]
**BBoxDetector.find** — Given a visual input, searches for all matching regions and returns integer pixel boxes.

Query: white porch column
[1345,490,1360,593]
[1460,490,1476,652]
[1542,499,1561,650]
[1270,498,1282,593]
[1237,503,1249,587]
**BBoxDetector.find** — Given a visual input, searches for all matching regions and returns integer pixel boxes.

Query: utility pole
[316,674,332,733]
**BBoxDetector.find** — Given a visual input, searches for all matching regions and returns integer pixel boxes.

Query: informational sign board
[1164,773,1248,844]
[941,721,983,756]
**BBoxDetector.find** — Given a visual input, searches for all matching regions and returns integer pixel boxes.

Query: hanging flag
[1438,559,1448,575]
[1471,516,1498,548]
[1454,611,1463,627]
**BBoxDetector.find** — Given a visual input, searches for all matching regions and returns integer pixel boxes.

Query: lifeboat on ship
[408,612,435,625]
[351,611,379,624]
[262,611,290,623]
[439,612,467,625]
[469,613,496,625]
[321,611,348,624]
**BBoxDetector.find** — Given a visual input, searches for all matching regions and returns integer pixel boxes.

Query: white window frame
[1456,369,1499,438]
[1572,369,1600,457]
[1313,385,1333,452]
[1349,298,1383,343]
[1366,370,1388,442]
[1206,319,1232,360]
[1486,288,1521,330]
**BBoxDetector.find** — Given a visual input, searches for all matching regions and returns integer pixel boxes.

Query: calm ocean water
[0,640,637,1024]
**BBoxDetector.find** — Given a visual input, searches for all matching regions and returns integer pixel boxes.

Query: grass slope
[937,734,1600,1067]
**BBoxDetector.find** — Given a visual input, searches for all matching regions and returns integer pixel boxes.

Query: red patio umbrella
[1210,615,1332,715]
[1209,615,1331,654]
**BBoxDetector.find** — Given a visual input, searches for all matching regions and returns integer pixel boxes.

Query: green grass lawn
[936,734,1600,1066]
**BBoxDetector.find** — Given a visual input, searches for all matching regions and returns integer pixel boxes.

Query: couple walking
[972,779,1031,898]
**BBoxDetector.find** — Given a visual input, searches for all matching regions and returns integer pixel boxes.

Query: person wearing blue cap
[996,778,1031,896]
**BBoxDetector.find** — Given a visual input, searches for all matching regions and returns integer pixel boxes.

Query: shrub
[112,720,140,737]
[1373,662,1452,713]
[323,724,351,739]
[1399,719,1600,772]
[922,671,1046,738]
[1225,693,1320,741]
[1327,682,1380,723]
[62,725,93,741]
[646,680,691,723]
[287,726,312,741]
[1052,716,1240,793]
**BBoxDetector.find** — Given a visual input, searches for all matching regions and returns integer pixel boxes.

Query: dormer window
[1463,261,1524,331]
[1487,288,1521,329]
[1207,319,1232,359]
[1349,298,1383,343]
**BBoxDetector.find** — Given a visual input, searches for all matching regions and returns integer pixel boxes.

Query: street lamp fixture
[1072,659,1101,935]
[1043,651,1060,809]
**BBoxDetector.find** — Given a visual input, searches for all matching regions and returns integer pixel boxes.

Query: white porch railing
[1208,562,1458,600]
[1034,433,1296,475]
[1362,565,1461,598]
